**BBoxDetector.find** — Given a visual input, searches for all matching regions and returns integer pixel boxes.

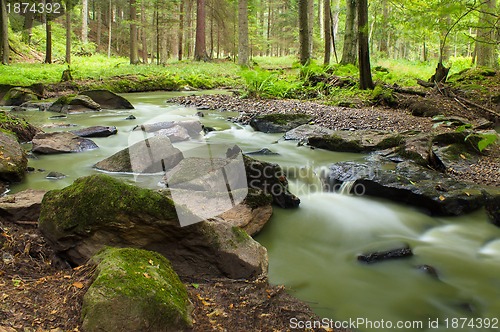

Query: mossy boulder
[81,247,192,332]
[484,191,500,226]
[0,131,28,183]
[250,113,312,133]
[0,88,38,106]
[48,94,101,113]
[94,136,183,173]
[0,111,40,142]
[284,124,334,141]
[80,90,134,109]
[39,174,268,279]
[308,130,404,153]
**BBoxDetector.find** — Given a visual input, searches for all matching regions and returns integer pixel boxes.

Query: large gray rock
[134,120,202,137]
[81,247,193,332]
[39,174,268,279]
[80,90,134,109]
[48,95,101,113]
[250,113,312,133]
[308,129,404,152]
[0,131,28,182]
[155,125,191,142]
[0,189,46,221]
[32,132,99,154]
[323,160,489,216]
[0,88,37,106]
[70,126,118,138]
[284,124,334,140]
[94,136,183,173]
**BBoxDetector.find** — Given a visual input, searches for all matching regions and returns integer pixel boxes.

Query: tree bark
[129,0,139,64]
[178,0,184,61]
[0,0,9,64]
[307,0,314,55]
[298,0,310,65]
[82,0,88,43]
[323,0,331,65]
[378,0,388,55]
[341,0,357,65]
[65,0,71,64]
[476,0,497,67]
[194,0,208,61]
[358,0,373,90]
[107,0,112,57]
[238,0,249,66]
[45,1,52,64]
[141,1,147,63]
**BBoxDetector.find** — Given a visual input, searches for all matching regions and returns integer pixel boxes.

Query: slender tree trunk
[45,1,53,64]
[378,0,388,55]
[82,0,88,43]
[107,0,112,57]
[307,0,314,55]
[476,0,497,67]
[65,0,71,64]
[298,0,310,65]
[141,1,147,63]
[22,9,35,45]
[130,0,139,64]
[323,0,331,65]
[238,0,249,66]
[0,0,9,64]
[96,6,101,49]
[194,0,208,61]
[358,0,373,89]
[266,1,271,56]
[178,0,184,60]
[341,0,357,65]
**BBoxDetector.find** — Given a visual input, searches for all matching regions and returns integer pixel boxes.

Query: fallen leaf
[72,282,84,289]
[191,283,199,289]
[63,275,72,279]
[460,154,467,160]
[148,259,154,265]
[143,273,151,279]
[439,195,445,201]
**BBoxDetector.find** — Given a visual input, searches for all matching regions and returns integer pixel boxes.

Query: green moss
[231,226,251,243]
[244,188,273,209]
[39,174,178,236]
[83,247,192,330]
[324,134,363,152]
[377,134,405,149]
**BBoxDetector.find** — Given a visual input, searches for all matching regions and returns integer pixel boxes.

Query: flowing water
[7,91,500,331]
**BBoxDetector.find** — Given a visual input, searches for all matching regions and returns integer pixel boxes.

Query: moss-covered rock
[308,130,404,153]
[81,247,192,332]
[39,174,268,279]
[0,88,38,106]
[48,94,101,113]
[0,131,28,183]
[0,111,40,142]
[80,90,134,109]
[250,113,312,133]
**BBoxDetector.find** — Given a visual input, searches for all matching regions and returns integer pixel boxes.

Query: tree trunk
[141,1,147,63]
[307,0,314,55]
[22,9,35,45]
[107,0,112,57]
[238,0,249,66]
[476,0,497,67]
[378,0,388,55]
[130,0,139,64]
[341,0,357,65]
[358,0,373,90]
[323,0,331,65]
[82,0,88,43]
[65,0,71,64]
[298,0,310,65]
[45,1,52,64]
[178,0,184,60]
[194,0,208,61]
[0,0,8,64]
[96,6,101,49]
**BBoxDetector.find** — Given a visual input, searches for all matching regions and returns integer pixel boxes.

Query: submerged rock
[245,148,279,156]
[94,136,183,173]
[32,132,99,154]
[46,171,66,180]
[39,174,268,279]
[80,90,134,109]
[70,126,118,138]
[81,247,192,332]
[0,132,28,182]
[358,246,413,264]
[324,160,487,216]
[134,120,202,137]
[250,113,312,133]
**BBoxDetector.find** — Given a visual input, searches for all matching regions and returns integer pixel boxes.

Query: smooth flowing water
[7,91,500,331]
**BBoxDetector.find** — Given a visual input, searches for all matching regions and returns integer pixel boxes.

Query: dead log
[417,79,435,88]
[429,62,450,83]
[390,84,427,97]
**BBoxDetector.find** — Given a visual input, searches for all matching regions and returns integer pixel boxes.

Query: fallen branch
[390,85,427,97]
[417,79,435,88]
[453,95,500,118]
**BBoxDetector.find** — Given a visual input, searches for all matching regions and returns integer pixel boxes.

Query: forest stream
[8,91,500,332]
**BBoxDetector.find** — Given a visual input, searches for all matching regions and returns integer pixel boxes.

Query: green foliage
[240,68,300,98]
